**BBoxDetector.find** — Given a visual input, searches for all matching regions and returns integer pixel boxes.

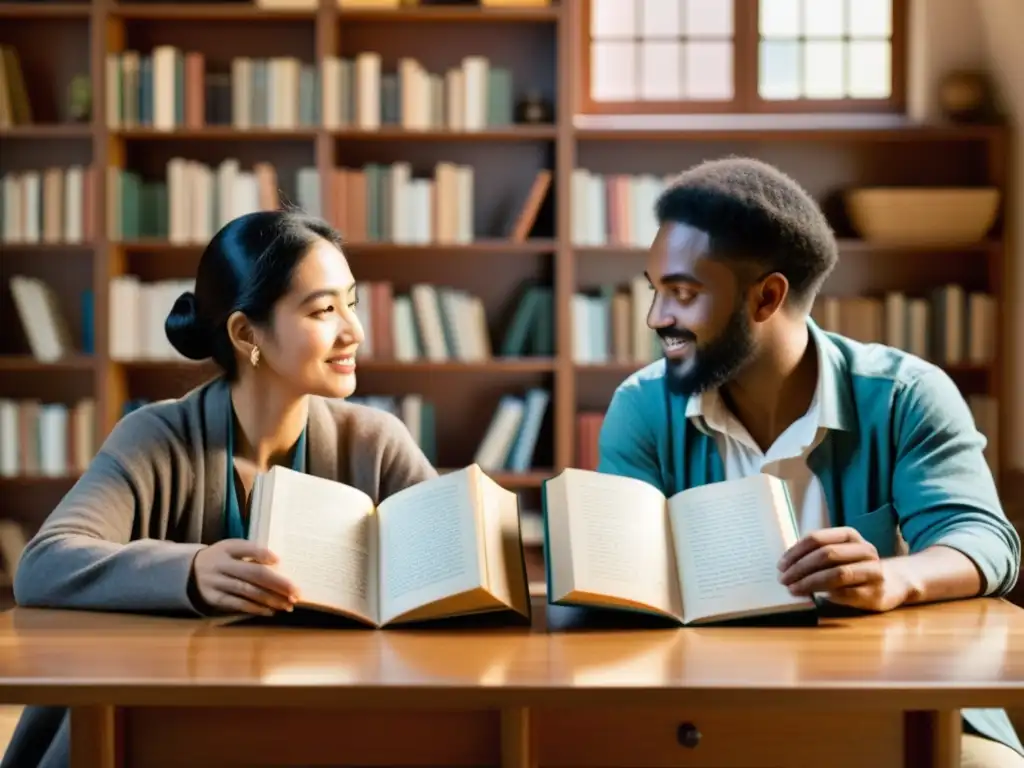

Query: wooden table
[1,597,1024,768]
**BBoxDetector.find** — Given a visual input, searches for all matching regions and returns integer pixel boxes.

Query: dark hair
[165,209,344,380]
[654,156,838,309]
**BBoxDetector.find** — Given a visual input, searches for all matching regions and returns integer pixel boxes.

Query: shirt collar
[684,318,849,434]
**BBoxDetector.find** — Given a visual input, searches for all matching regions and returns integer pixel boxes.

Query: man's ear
[226,310,258,359]
[749,272,789,322]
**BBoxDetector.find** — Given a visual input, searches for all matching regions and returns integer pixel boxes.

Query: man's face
[645,221,758,396]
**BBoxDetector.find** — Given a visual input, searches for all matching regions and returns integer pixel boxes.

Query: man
[597,157,1023,767]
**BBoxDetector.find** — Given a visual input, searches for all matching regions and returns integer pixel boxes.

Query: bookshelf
[0,0,1014,604]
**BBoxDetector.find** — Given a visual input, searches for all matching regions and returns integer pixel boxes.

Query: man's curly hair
[654,156,838,311]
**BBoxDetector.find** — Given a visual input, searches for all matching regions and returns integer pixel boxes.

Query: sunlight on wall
[909,0,1024,470]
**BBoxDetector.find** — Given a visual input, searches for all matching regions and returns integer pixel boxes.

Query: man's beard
[660,305,756,397]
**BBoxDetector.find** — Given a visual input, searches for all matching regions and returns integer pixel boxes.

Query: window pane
[640,0,683,39]
[684,41,733,99]
[759,40,800,99]
[640,41,683,99]
[849,0,892,36]
[848,41,891,97]
[760,0,800,38]
[592,40,637,101]
[684,0,733,37]
[591,0,636,38]
[803,0,845,37]
[803,40,844,98]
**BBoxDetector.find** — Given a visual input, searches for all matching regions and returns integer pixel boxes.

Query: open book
[246,464,532,627]
[542,469,817,625]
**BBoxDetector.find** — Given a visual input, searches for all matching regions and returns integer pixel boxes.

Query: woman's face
[257,239,364,399]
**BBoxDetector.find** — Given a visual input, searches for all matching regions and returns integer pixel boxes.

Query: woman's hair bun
[165,290,214,361]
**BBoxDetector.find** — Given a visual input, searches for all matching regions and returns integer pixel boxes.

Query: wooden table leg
[70,706,117,768]
[906,710,962,768]
[501,707,535,768]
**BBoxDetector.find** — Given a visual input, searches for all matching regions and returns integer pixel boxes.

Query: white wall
[908,0,1024,470]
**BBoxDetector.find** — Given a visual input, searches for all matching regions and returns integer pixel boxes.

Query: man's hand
[777,527,913,613]
[191,539,300,616]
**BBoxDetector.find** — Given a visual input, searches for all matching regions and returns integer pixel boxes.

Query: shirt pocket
[848,502,904,557]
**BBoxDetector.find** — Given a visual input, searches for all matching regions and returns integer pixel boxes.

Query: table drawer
[535,707,903,768]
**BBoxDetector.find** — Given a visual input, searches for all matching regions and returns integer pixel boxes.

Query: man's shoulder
[609,358,675,409]
[823,330,946,398]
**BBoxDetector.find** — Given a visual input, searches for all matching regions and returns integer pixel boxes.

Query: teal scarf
[224,412,307,539]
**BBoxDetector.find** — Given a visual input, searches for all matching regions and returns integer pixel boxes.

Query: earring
[250,346,261,368]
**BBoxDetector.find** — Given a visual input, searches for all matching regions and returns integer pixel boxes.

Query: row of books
[0,45,30,129]
[3,270,1000,369]
[110,161,479,246]
[352,281,552,362]
[352,388,550,474]
[103,48,518,132]
[811,288,997,366]
[101,277,551,363]
[571,169,669,249]
[108,162,319,245]
[321,52,515,131]
[1,167,96,245]
[572,279,659,365]
[108,277,195,362]
[112,161,550,246]
[571,282,998,369]
[0,398,96,478]
[7,385,547,480]
[106,50,318,131]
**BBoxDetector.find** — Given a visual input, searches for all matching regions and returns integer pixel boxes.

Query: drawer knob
[676,722,701,749]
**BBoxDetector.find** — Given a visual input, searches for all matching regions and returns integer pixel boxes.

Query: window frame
[577,0,908,116]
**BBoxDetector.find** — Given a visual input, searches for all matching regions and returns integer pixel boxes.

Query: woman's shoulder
[99,382,210,463]
[316,397,412,444]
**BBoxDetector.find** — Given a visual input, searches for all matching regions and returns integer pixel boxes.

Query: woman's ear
[226,310,258,360]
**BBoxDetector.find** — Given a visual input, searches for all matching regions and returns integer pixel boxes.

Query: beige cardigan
[12,376,438,614]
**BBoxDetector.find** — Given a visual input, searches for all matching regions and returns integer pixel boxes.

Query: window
[580,0,906,114]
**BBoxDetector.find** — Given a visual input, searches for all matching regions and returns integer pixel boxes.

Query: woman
[3,210,439,767]
[15,209,436,616]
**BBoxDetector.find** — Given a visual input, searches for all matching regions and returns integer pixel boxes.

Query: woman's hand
[191,540,299,616]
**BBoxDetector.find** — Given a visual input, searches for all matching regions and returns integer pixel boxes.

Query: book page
[479,470,530,618]
[548,469,682,619]
[377,469,484,625]
[254,468,378,624]
[667,475,813,624]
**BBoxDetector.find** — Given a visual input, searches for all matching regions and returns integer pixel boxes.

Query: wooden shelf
[0,474,82,487]
[0,125,92,139]
[0,242,94,252]
[332,126,557,141]
[0,3,90,18]
[573,114,1007,142]
[115,128,318,140]
[116,239,557,254]
[343,240,558,254]
[575,240,1002,256]
[114,359,556,373]
[110,3,316,20]
[0,355,95,372]
[338,5,559,22]
[576,362,993,376]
